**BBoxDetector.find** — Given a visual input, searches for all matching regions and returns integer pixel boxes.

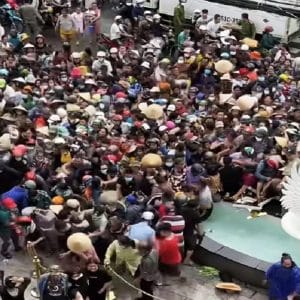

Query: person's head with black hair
[84,47,92,56]
[241,13,249,20]
[214,14,221,23]
[118,235,136,248]
[94,205,106,216]
[223,156,232,166]
[156,222,172,238]
[5,276,16,289]
[281,253,296,268]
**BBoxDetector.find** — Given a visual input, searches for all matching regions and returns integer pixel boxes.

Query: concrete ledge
[192,236,272,287]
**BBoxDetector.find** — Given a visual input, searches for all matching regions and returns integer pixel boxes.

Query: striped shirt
[158,214,185,248]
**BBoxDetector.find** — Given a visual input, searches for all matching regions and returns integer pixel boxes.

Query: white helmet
[153,14,161,20]
[110,47,118,54]
[49,114,61,123]
[56,108,67,119]
[71,52,81,59]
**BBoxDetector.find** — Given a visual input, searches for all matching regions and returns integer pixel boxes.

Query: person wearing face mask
[194,67,216,95]
[151,14,168,38]
[164,156,175,171]
[0,273,31,300]
[248,127,273,155]
[92,51,113,75]
[109,47,123,75]
[139,170,157,197]
[117,167,137,198]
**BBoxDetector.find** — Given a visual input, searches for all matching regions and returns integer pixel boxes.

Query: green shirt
[240,20,256,39]
[177,31,188,49]
[261,32,278,50]
[0,208,11,237]
[173,4,185,35]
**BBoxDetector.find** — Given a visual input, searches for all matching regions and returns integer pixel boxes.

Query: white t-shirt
[206,20,221,37]
[0,25,4,40]
[71,12,84,33]
[199,185,213,209]
[110,22,121,40]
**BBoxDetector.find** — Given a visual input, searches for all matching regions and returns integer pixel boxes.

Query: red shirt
[156,235,182,265]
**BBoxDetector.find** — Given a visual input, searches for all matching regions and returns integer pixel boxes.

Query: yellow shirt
[104,240,141,276]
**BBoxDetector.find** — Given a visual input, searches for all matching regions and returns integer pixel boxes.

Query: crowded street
[0,0,299,299]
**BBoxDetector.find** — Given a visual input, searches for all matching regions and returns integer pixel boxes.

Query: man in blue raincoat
[266,253,300,300]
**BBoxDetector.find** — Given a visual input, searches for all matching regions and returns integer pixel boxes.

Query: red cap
[12,145,27,157]
[25,170,36,181]
[2,198,17,209]
[115,92,127,99]
[239,68,249,76]
[267,159,279,169]
[247,72,258,81]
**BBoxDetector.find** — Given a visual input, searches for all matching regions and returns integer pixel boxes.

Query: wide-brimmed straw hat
[67,232,93,253]
[141,153,162,168]
[143,104,164,120]
[215,60,234,74]
[236,95,257,111]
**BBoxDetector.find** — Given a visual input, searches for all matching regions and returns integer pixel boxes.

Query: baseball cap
[167,104,176,112]
[2,198,17,209]
[97,51,106,58]
[142,211,154,221]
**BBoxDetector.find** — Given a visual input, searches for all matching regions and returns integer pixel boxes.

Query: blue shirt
[128,221,155,242]
[1,186,28,210]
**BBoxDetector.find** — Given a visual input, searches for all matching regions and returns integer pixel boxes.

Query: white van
[144,0,300,39]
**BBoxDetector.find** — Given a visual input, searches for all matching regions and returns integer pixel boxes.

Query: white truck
[142,0,300,39]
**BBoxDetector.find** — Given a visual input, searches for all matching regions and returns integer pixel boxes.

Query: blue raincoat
[266,262,300,300]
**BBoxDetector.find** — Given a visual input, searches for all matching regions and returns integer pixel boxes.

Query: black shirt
[180,206,202,237]
[86,269,112,300]
[0,278,31,300]
[219,165,243,195]
[68,274,88,298]
[117,177,137,197]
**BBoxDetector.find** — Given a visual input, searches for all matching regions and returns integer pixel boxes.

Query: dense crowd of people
[0,0,299,299]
